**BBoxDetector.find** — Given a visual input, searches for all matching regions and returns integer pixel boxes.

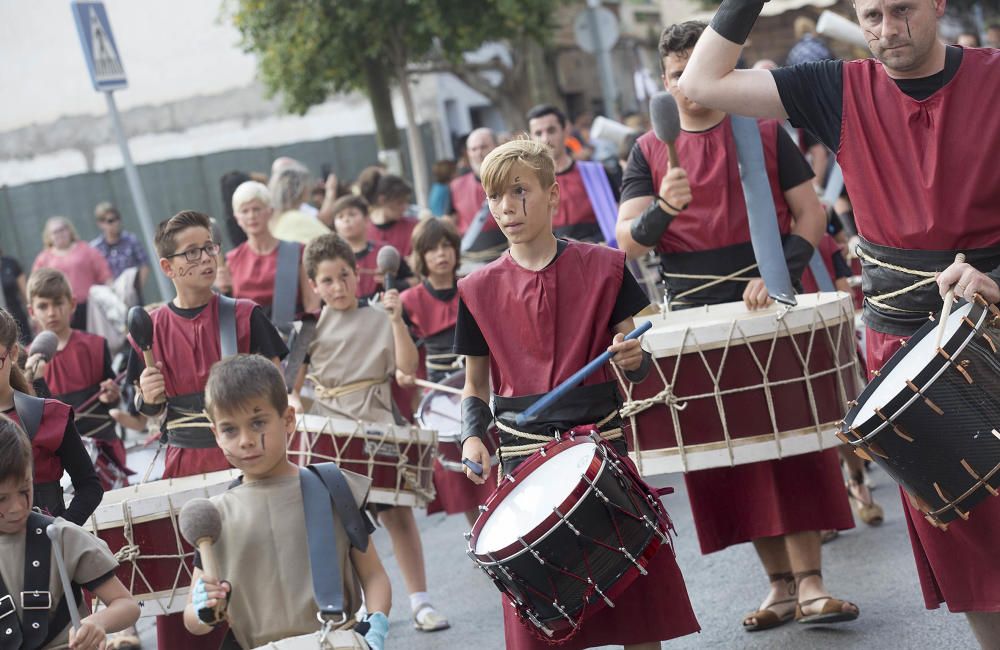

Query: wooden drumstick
[413,378,464,396]
[935,253,966,349]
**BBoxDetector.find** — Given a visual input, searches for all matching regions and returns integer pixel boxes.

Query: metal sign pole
[586,0,620,121]
[104,91,172,301]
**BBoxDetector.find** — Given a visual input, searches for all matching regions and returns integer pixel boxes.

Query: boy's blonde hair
[479,138,556,197]
[27,268,73,304]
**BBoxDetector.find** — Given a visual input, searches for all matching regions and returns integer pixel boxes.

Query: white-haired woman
[267,165,330,245]
[31,217,112,330]
[226,181,319,327]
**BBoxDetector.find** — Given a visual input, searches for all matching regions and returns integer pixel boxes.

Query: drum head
[475,442,596,555]
[854,303,972,426]
[416,371,464,443]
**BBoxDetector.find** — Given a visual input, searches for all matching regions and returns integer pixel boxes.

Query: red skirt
[868,328,1000,612]
[162,446,231,480]
[685,450,854,554]
[501,540,700,649]
[426,459,495,516]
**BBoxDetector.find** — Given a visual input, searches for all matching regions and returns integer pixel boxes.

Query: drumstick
[935,253,966,350]
[413,378,465,396]
[515,321,653,427]
[75,370,127,414]
[46,525,82,631]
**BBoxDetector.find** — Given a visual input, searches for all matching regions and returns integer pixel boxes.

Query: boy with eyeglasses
[123,210,287,649]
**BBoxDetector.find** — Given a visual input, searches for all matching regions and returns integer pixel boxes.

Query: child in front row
[184,355,391,649]
[0,414,140,650]
[291,234,450,633]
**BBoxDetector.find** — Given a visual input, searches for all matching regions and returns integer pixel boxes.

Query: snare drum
[468,433,671,639]
[841,297,1000,528]
[416,371,497,515]
[619,292,862,474]
[290,413,436,507]
[85,469,240,615]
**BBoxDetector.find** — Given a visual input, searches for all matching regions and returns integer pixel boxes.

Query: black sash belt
[58,385,115,441]
[163,392,216,449]
[857,236,1000,336]
[0,512,76,650]
[492,381,626,475]
[659,240,764,307]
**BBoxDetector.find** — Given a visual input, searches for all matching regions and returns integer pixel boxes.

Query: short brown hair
[432,159,456,184]
[480,138,555,197]
[303,233,356,279]
[0,415,32,485]
[94,201,118,220]
[154,210,213,258]
[205,354,288,421]
[658,21,707,64]
[410,218,461,278]
[330,195,369,220]
[26,268,73,304]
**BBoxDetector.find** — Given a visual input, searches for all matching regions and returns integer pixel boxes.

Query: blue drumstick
[463,458,483,477]
[515,321,652,427]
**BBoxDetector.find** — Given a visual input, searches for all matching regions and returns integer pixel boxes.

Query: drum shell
[626,294,860,472]
[844,302,1000,525]
[85,470,240,615]
[471,439,663,630]
[290,414,436,507]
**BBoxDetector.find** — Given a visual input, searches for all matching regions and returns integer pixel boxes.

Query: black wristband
[783,234,815,284]
[136,393,165,416]
[624,350,653,384]
[710,0,766,45]
[630,199,676,247]
[460,396,493,445]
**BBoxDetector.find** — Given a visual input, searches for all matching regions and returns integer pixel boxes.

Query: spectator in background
[988,24,1000,49]
[90,202,150,291]
[220,170,252,247]
[268,165,330,244]
[0,247,30,344]
[956,31,981,48]
[428,160,456,217]
[271,156,319,218]
[359,168,420,259]
[785,16,834,66]
[32,216,111,330]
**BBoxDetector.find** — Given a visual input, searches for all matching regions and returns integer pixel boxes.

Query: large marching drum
[289,413,437,507]
[841,297,1000,529]
[617,292,862,475]
[84,469,239,615]
[467,431,672,640]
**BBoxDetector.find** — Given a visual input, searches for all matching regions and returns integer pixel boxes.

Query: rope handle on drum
[514,321,652,427]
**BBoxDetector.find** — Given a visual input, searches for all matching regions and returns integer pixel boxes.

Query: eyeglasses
[167,242,221,263]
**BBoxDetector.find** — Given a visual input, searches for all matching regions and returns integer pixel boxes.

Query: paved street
[132,455,976,649]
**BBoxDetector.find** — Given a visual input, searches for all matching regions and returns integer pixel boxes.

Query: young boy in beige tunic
[0,415,140,650]
[289,234,450,633]
[182,355,392,649]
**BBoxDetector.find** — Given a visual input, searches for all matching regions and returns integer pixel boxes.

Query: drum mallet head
[127,306,154,351]
[180,498,222,548]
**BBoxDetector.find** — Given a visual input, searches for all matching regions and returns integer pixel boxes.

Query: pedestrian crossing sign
[71,0,127,91]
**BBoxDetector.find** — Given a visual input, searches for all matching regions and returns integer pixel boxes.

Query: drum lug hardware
[775,304,791,321]
[960,459,1000,497]
[867,442,889,459]
[526,611,553,636]
[540,447,547,457]
[643,515,670,543]
[619,547,648,575]
[982,333,997,354]
[505,474,516,484]
[932,482,969,520]
[552,601,579,629]
[553,507,581,536]
[464,532,473,541]
[874,408,914,442]
[589,580,615,607]
[518,536,545,564]
[478,504,489,513]
[992,429,1000,442]
[905,379,944,415]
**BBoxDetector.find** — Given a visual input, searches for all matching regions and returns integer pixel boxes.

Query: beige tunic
[307,304,396,425]
[209,470,371,650]
[0,518,118,650]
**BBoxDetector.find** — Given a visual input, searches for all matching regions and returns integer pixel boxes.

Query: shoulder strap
[729,115,797,306]
[807,249,836,292]
[307,463,369,552]
[576,161,619,247]
[283,319,317,391]
[217,295,238,359]
[299,466,345,619]
[20,512,75,650]
[271,241,301,336]
[460,200,494,253]
[12,391,44,442]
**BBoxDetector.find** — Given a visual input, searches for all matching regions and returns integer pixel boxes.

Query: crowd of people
[0,4,998,650]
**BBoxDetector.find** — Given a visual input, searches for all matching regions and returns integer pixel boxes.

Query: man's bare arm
[679,16,788,119]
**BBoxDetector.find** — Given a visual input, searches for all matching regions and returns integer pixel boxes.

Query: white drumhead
[417,392,462,443]
[642,292,853,356]
[854,303,972,425]
[475,442,596,555]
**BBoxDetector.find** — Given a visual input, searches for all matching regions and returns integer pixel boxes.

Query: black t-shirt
[620,120,815,203]
[771,46,964,151]
[453,240,650,356]
[125,302,288,387]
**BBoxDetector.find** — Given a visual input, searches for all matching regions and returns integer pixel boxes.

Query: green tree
[230,0,561,203]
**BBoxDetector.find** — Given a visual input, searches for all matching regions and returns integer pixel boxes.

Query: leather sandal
[794,570,860,625]
[848,475,884,526]
[743,572,796,632]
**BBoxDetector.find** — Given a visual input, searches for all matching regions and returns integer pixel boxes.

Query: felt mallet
[25,330,58,382]
[179,498,228,626]
[377,245,401,293]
